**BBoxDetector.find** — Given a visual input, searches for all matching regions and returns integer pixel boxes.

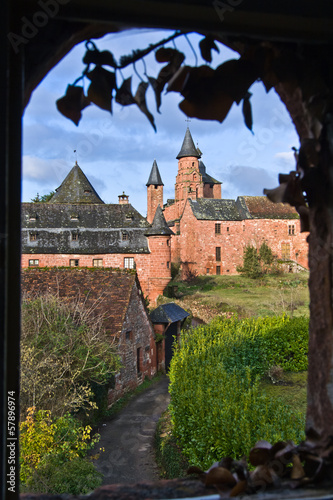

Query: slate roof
[22,203,151,254]
[150,302,189,324]
[189,196,299,221]
[21,267,139,337]
[238,196,299,219]
[146,159,164,186]
[49,163,104,204]
[145,205,174,236]
[199,161,221,185]
[189,199,243,221]
[176,127,201,159]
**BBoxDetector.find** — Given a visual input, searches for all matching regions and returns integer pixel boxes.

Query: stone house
[21,267,158,403]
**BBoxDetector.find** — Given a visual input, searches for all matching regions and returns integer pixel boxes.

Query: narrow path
[93,375,170,485]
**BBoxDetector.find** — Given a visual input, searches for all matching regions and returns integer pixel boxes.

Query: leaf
[155,47,182,63]
[199,36,220,63]
[205,466,236,486]
[187,465,204,475]
[134,81,156,131]
[230,479,247,497]
[115,77,136,106]
[242,91,253,133]
[249,441,272,466]
[167,65,191,93]
[56,85,90,126]
[147,76,162,113]
[83,49,117,68]
[291,454,305,479]
[250,465,279,488]
[86,66,116,112]
[214,58,259,104]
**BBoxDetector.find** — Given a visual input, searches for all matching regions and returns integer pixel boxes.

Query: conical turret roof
[49,162,104,204]
[145,205,173,236]
[176,127,201,159]
[146,159,164,186]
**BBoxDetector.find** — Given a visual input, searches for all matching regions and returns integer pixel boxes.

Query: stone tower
[146,159,164,223]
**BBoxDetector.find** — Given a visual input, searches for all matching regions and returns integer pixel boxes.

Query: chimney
[118,191,129,204]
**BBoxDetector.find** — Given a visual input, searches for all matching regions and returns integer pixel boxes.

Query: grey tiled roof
[189,199,243,221]
[237,196,299,219]
[146,159,164,186]
[22,203,151,254]
[150,302,189,324]
[199,161,221,185]
[145,205,174,236]
[50,163,104,204]
[176,128,201,159]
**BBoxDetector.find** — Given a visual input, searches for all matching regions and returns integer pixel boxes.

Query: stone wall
[177,202,309,276]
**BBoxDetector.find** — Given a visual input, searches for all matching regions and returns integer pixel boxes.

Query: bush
[20,407,102,493]
[168,315,308,469]
[237,243,280,278]
[21,294,120,416]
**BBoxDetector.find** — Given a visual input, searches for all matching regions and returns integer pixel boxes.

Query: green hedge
[169,315,308,469]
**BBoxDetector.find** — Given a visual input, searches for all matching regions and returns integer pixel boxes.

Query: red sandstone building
[22,128,308,303]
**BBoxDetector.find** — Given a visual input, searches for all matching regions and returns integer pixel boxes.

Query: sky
[22,29,299,216]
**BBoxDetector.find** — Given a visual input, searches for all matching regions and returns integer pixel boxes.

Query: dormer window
[29,232,38,241]
[71,232,79,241]
[27,214,37,221]
[125,212,134,221]
[84,189,91,194]
[70,214,79,221]
[122,231,129,241]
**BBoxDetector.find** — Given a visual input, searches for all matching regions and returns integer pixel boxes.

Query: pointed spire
[176,127,201,159]
[49,162,104,204]
[145,205,173,236]
[146,159,164,186]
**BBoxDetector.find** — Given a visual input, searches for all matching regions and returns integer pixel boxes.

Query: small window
[243,225,245,231]
[167,261,170,269]
[216,247,221,261]
[167,239,170,246]
[192,162,195,166]
[215,223,221,234]
[126,331,132,341]
[226,227,229,232]
[122,232,129,241]
[124,257,135,269]
[93,259,103,267]
[29,233,37,241]
[216,266,221,275]
[28,259,39,267]
[84,189,91,194]
[28,214,37,221]
[206,268,210,274]
[137,347,142,374]
[288,224,295,235]
[71,232,79,241]
[70,215,79,221]
[70,259,79,267]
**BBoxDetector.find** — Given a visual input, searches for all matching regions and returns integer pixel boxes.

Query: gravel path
[93,375,170,485]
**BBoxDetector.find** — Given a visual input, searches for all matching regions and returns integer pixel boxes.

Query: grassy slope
[160,271,309,321]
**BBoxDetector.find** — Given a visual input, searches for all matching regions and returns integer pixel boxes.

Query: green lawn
[260,371,308,415]
[163,272,309,320]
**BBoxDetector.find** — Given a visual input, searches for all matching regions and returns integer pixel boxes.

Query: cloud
[274,151,295,167]
[222,165,277,199]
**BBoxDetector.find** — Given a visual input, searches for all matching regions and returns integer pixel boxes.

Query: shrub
[237,243,280,278]
[20,294,120,416]
[168,315,308,469]
[20,407,102,493]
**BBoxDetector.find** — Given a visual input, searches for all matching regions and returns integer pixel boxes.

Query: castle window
[29,232,37,241]
[167,261,170,269]
[216,266,221,275]
[124,257,135,269]
[206,268,209,274]
[288,224,295,235]
[71,232,79,241]
[93,259,103,267]
[215,223,221,234]
[192,162,195,166]
[84,189,91,194]
[28,259,39,267]
[122,231,129,241]
[167,239,170,246]
[227,227,229,232]
[70,259,79,267]
[137,347,142,374]
[70,215,79,221]
[28,214,37,221]
[216,247,221,261]
[281,243,290,260]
